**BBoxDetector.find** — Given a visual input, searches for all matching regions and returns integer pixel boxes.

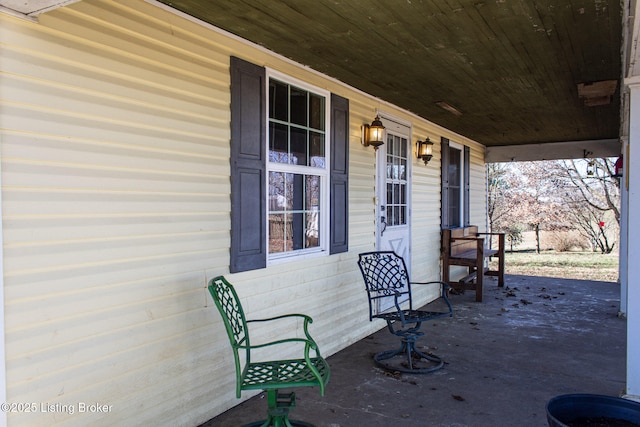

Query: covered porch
[204,274,625,426]
[0,1,634,426]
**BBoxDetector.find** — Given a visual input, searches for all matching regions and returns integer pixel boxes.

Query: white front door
[376,117,412,270]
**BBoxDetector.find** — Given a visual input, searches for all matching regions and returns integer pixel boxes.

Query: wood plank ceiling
[159,0,621,148]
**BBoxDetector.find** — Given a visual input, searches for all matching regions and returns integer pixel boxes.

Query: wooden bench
[442,226,505,302]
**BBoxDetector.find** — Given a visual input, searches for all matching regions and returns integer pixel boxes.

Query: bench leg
[442,260,450,286]
[498,234,505,287]
[475,258,483,302]
[497,255,505,287]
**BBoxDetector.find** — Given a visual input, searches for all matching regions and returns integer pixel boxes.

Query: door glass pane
[385,135,408,227]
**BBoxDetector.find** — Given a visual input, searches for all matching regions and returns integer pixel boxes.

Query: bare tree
[551,159,620,253]
[510,162,570,253]
[487,163,514,233]
[557,158,620,226]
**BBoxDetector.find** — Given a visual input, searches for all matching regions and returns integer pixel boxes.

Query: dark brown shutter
[229,57,266,272]
[463,145,471,226]
[330,93,349,254]
[440,137,450,228]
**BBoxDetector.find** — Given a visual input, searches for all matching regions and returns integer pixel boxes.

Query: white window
[266,72,330,261]
[446,142,465,227]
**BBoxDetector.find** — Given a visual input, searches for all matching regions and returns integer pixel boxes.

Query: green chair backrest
[208,276,250,395]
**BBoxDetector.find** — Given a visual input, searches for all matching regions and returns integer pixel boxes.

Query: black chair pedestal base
[374,334,444,374]
[243,390,316,427]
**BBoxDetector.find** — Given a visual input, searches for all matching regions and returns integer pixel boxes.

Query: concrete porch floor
[201,274,626,427]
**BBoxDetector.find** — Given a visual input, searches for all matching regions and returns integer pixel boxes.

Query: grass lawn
[491,250,619,282]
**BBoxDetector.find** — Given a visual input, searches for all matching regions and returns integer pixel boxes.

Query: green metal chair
[208,276,330,427]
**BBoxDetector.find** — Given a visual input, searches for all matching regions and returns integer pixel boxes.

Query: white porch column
[626,81,640,399]
[620,136,629,317]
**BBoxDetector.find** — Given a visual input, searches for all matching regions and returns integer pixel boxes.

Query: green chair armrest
[247,313,317,343]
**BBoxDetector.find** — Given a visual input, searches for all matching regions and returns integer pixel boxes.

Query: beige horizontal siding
[1,1,231,425]
[0,0,487,425]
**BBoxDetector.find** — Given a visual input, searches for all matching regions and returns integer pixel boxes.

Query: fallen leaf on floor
[383,370,402,379]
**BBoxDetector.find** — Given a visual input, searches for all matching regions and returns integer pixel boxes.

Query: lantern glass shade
[417,137,434,164]
[368,116,384,147]
[362,115,385,149]
[418,139,432,157]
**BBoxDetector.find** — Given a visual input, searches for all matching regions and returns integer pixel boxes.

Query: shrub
[546,230,588,252]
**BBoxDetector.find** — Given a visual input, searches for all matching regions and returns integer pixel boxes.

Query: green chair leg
[243,390,315,427]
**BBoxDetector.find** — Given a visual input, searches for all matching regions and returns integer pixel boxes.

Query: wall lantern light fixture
[362,115,385,150]
[416,137,434,165]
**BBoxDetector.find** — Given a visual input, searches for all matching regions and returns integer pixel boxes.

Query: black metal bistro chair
[357,251,453,374]
[208,276,330,427]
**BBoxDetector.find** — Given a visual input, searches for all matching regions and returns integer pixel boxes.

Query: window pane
[290,127,308,165]
[447,146,462,227]
[305,211,320,248]
[269,80,288,121]
[449,187,461,227]
[449,147,461,186]
[269,123,289,163]
[309,131,325,168]
[309,94,325,131]
[304,175,320,249]
[268,172,322,254]
[306,175,320,209]
[269,172,288,211]
[269,213,290,253]
[290,86,307,126]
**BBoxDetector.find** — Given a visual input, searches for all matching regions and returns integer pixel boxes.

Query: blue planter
[547,394,640,427]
